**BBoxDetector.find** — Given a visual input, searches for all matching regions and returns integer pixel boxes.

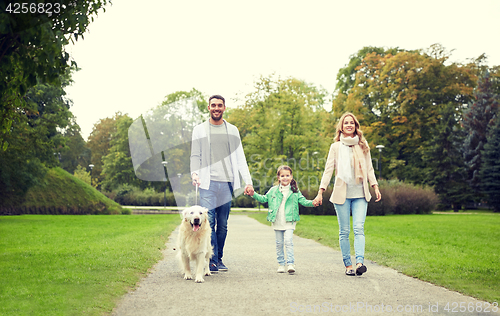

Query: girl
[251,165,315,273]
[314,112,381,276]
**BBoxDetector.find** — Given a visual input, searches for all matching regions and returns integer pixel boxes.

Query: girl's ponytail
[290,179,298,193]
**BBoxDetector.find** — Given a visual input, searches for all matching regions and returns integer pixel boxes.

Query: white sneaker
[287,265,295,273]
[277,265,286,273]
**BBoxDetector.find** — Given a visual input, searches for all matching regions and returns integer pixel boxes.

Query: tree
[479,115,500,212]
[336,44,476,183]
[0,69,73,204]
[86,112,127,187]
[227,75,328,193]
[0,0,109,149]
[334,46,405,96]
[422,103,472,211]
[59,119,90,174]
[462,70,500,194]
[101,115,139,191]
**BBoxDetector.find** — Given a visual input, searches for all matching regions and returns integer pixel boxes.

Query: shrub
[367,180,438,215]
[298,180,438,216]
[232,194,256,208]
[107,186,180,207]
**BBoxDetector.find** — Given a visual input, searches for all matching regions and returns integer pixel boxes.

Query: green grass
[0,215,179,316]
[248,212,500,303]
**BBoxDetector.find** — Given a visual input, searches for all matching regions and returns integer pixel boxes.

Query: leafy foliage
[422,103,471,211]
[86,112,128,187]
[0,70,73,204]
[334,44,477,184]
[0,0,109,148]
[479,115,500,212]
[227,74,328,193]
[462,70,500,194]
[59,119,91,174]
[101,115,139,191]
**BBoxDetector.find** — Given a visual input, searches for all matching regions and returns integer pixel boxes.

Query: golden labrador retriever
[177,205,213,283]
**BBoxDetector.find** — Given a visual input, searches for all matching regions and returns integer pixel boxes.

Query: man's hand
[191,173,201,186]
[244,184,254,196]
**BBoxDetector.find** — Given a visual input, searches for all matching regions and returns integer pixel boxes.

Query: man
[190,95,254,273]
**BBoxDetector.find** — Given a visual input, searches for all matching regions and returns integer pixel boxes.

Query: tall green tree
[101,115,139,191]
[227,75,328,193]
[0,0,109,149]
[422,103,471,211]
[59,119,90,174]
[479,115,500,212]
[336,44,476,183]
[463,70,500,194]
[86,112,127,187]
[334,46,405,96]
[0,69,73,204]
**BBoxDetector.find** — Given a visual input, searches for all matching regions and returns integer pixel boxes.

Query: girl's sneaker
[287,265,295,273]
[277,265,286,273]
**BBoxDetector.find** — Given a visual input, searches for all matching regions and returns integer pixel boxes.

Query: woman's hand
[373,185,382,202]
[313,191,323,206]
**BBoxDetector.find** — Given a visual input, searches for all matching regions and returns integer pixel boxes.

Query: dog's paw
[205,271,211,276]
[194,276,205,283]
[183,273,193,280]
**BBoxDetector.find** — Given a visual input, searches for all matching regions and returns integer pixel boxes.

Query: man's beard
[211,112,223,122]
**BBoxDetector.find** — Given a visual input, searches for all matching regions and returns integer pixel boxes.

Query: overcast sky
[64,0,500,140]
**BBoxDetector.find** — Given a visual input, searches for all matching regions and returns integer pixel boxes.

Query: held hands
[313,192,323,207]
[244,184,254,196]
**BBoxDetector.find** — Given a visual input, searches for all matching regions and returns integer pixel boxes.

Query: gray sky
[65,0,500,140]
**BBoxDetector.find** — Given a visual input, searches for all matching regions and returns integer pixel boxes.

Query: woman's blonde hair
[334,112,369,153]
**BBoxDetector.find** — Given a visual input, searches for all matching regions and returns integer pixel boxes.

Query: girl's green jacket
[252,186,314,223]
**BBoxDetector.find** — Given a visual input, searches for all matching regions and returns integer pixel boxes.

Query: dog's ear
[182,209,188,221]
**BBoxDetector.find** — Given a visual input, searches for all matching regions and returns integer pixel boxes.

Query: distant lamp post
[88,164,94,187]
[162,161,168,207]
[375,145,385,179]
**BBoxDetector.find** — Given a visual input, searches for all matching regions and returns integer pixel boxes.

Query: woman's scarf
[337,135,366,185]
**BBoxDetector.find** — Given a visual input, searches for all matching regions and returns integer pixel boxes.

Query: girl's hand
[313,193,323,206]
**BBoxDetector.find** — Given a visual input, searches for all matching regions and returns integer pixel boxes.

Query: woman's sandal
[345,269,355,276]
[356,264,367,276]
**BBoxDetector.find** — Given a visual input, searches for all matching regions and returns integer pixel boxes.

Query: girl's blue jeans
[334,198,368,267]
[275,229,294,266]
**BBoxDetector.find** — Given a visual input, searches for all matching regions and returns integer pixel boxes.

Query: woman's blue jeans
[334,198,368,267]
[275,229,294,266]
[199,181,233,265]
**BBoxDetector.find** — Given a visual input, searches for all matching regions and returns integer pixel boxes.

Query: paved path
[111,215,492,316]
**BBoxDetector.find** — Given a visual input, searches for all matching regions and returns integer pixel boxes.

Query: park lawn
[0,215,179,316]
[248,213,500,303]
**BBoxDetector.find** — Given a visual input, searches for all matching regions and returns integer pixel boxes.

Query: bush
[367,180,438,215]
[106,185,179,206]
[232,194,256,208]
[298,180,438,216]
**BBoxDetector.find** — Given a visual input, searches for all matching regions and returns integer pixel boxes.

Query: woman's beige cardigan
[319,141,378,204]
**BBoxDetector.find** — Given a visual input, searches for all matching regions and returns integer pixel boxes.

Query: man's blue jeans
[334,198,368,267]
[199,181,233,265]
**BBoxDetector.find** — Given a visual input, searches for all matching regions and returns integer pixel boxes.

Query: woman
[313,112,381,276]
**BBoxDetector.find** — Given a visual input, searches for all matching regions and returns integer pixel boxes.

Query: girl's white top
[272,184,297,231]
